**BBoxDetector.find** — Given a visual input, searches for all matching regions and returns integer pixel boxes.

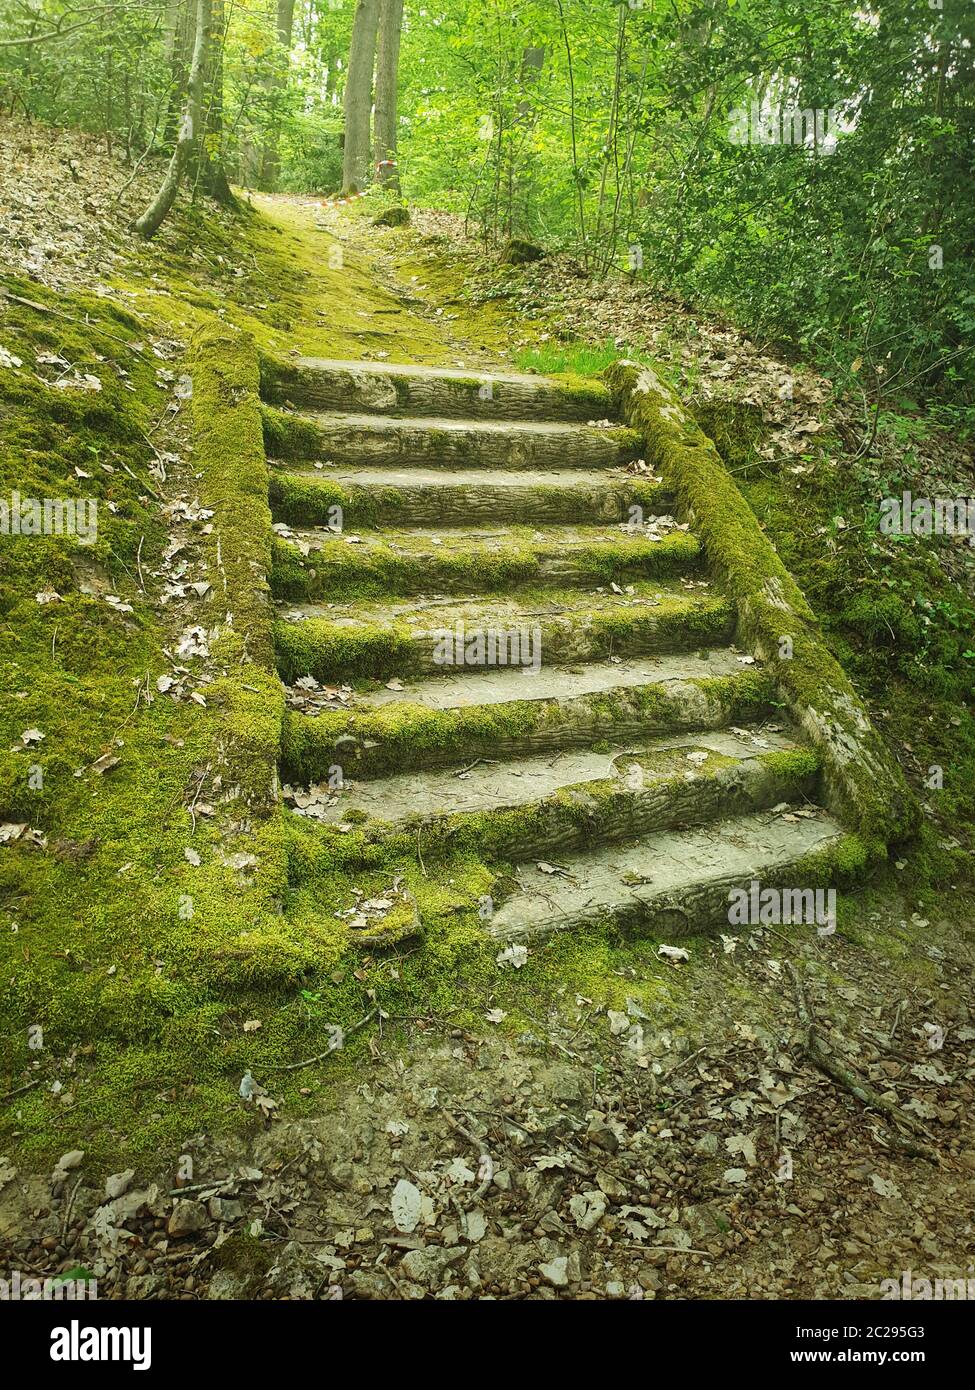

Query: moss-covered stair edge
[191,325,276,679]
[189,324,284,814]
[257,351,614,420]
[182,326,300,987]
[606,358,919,853]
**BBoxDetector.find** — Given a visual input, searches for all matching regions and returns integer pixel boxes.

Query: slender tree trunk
[259,0,296,190]
[341,0,380,194]
[163,0,193,148]
[555,0,587,267]
[133,0,210,237]
[374,0,403,191]
[196,0,236,204]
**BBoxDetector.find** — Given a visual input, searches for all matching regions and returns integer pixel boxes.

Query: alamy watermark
[1,1268,97,1300]
[879,491,974,545]
[727,102,844,152]
[0,491,98,545]
[728,879,837,935]
[431,622,541,674]
[50,1319,150,1370]
[881,1268,975,1300]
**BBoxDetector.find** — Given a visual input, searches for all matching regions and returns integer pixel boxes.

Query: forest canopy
[2,0,973,398]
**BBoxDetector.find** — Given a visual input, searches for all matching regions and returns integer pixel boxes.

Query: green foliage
[6,2,970,395]
[393,0,974,401]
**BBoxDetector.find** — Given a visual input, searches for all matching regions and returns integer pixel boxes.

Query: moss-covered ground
[2,184,971,1185]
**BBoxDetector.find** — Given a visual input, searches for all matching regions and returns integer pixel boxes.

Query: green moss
[606,359,920,849]
[794,832,873,885]
[269,471,385,529]
[281,669,777,782]
[260,405,324,460]
[759,746,821,780]
[273,585,734,683]
[212,1231,274,1288]
[281,740,821,874]
[691,398,767,476]
[189,325,274,672]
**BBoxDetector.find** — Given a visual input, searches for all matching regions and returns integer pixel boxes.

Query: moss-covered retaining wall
[606,359,919,853]
[189,326,283,813]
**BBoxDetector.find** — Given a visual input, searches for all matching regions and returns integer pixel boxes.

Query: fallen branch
[787,963,939,1163]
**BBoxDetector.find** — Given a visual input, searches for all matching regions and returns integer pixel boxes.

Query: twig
[0,1078,43,1102]
[889,999,904,1042]
[260,1008,379,1072]
[187,763,210,834]
[121,460,163,500]
[662,1047,706,1083]
[61,1176,84,1240]
[786,963,939,1163]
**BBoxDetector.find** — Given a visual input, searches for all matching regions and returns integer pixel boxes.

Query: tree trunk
[374,0,404,191]
[163,0,193,149]
[259,0,296,191]
[196,0,236,204]
[341,0,380,194]
[133,0,210,237]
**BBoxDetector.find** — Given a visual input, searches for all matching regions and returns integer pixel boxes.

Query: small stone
[539,1255,569,1288]
[208,1197,242,1223]
[585,1114,619,1153]
[400,1248,447,1288]
[105,1170,135,1200]
[167,1199,207,1238]
[372,205,410,228]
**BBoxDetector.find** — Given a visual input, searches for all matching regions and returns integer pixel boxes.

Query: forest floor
[1,124,973,1300]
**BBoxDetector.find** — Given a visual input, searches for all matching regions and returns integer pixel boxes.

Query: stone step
[274,579,736,683]
[285,726,821,867]
[268,464,672,528]
[263,407,643,471]
[270,522,701,602]
[260,355,613,422]
[280,652,775,781]
[483,808,847,942]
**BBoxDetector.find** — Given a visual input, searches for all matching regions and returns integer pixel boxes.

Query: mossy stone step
[270,523,702,601]
[280,658,776,781]
[285,727,821,868]
[258,348,888,948]
[260,355,613,422]
[262,407,643,471]
[268,464,673,528]
[340,647,750,710]
[274,580,735,682]
[483,808,848,942]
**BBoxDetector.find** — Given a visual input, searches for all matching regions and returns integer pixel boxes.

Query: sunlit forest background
[2,0,973,397]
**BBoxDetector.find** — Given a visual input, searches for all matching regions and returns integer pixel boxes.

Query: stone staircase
[263,357,849,943]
